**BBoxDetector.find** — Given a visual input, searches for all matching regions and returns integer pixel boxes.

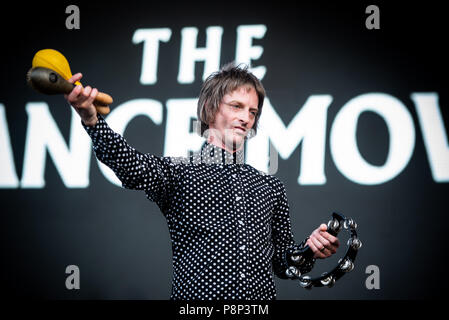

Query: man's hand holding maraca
[64,73,99,127]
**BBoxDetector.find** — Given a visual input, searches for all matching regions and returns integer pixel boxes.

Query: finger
[310,236,326,253]
[322,248,332,257]
[84,88,98,107]
[320,231,340,247]
[307,239,326,259]
[318,233,339,253]
[311,237,332,257]
[315,232,332,249]
[82,86,92,99]
[319,223,327,232]
[323,242,338,254]
[67,85,83,103]
[68,73,83,84]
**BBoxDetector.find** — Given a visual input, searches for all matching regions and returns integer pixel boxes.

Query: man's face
[208,85,259,151]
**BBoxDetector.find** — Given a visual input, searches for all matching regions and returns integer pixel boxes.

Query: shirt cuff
[81,113,109,136]
[81,114,105,131]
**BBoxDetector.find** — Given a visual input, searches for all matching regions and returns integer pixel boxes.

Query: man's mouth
[233,126,246,134]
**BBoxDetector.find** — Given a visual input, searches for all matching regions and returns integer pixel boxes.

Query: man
[65,63,339,300]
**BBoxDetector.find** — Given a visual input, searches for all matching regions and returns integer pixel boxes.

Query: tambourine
[285,212,362,289]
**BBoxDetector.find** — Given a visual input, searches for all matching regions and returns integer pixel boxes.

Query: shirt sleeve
[81,115,176,214]
[270,177,315,279]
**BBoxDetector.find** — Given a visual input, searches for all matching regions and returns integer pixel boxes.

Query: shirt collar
[196,142,245,165]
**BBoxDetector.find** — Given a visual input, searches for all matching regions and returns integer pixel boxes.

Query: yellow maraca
[27,49,112,115]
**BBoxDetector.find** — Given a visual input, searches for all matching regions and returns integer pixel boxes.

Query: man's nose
[238,109,250,126]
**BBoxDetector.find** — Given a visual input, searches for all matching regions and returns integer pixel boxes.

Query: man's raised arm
[64,73,176,213]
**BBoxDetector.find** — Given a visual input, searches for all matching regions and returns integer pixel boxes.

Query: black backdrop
[0,1,447,300]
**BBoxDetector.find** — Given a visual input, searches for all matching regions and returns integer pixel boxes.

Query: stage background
[0,1,447,299]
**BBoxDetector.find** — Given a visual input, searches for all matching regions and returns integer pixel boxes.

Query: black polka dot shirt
[82,115,315,300]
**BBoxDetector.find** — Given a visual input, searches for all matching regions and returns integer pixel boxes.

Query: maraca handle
[64,83,112,115]
[94,103,111,116]
[27,67,112,115]
[93,92,112,115]
[95,92,113,106]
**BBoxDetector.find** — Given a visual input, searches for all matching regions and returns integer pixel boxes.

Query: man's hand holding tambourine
[307,224,340,259]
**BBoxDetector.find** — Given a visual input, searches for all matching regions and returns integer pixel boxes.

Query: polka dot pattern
[83,115,315,300]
